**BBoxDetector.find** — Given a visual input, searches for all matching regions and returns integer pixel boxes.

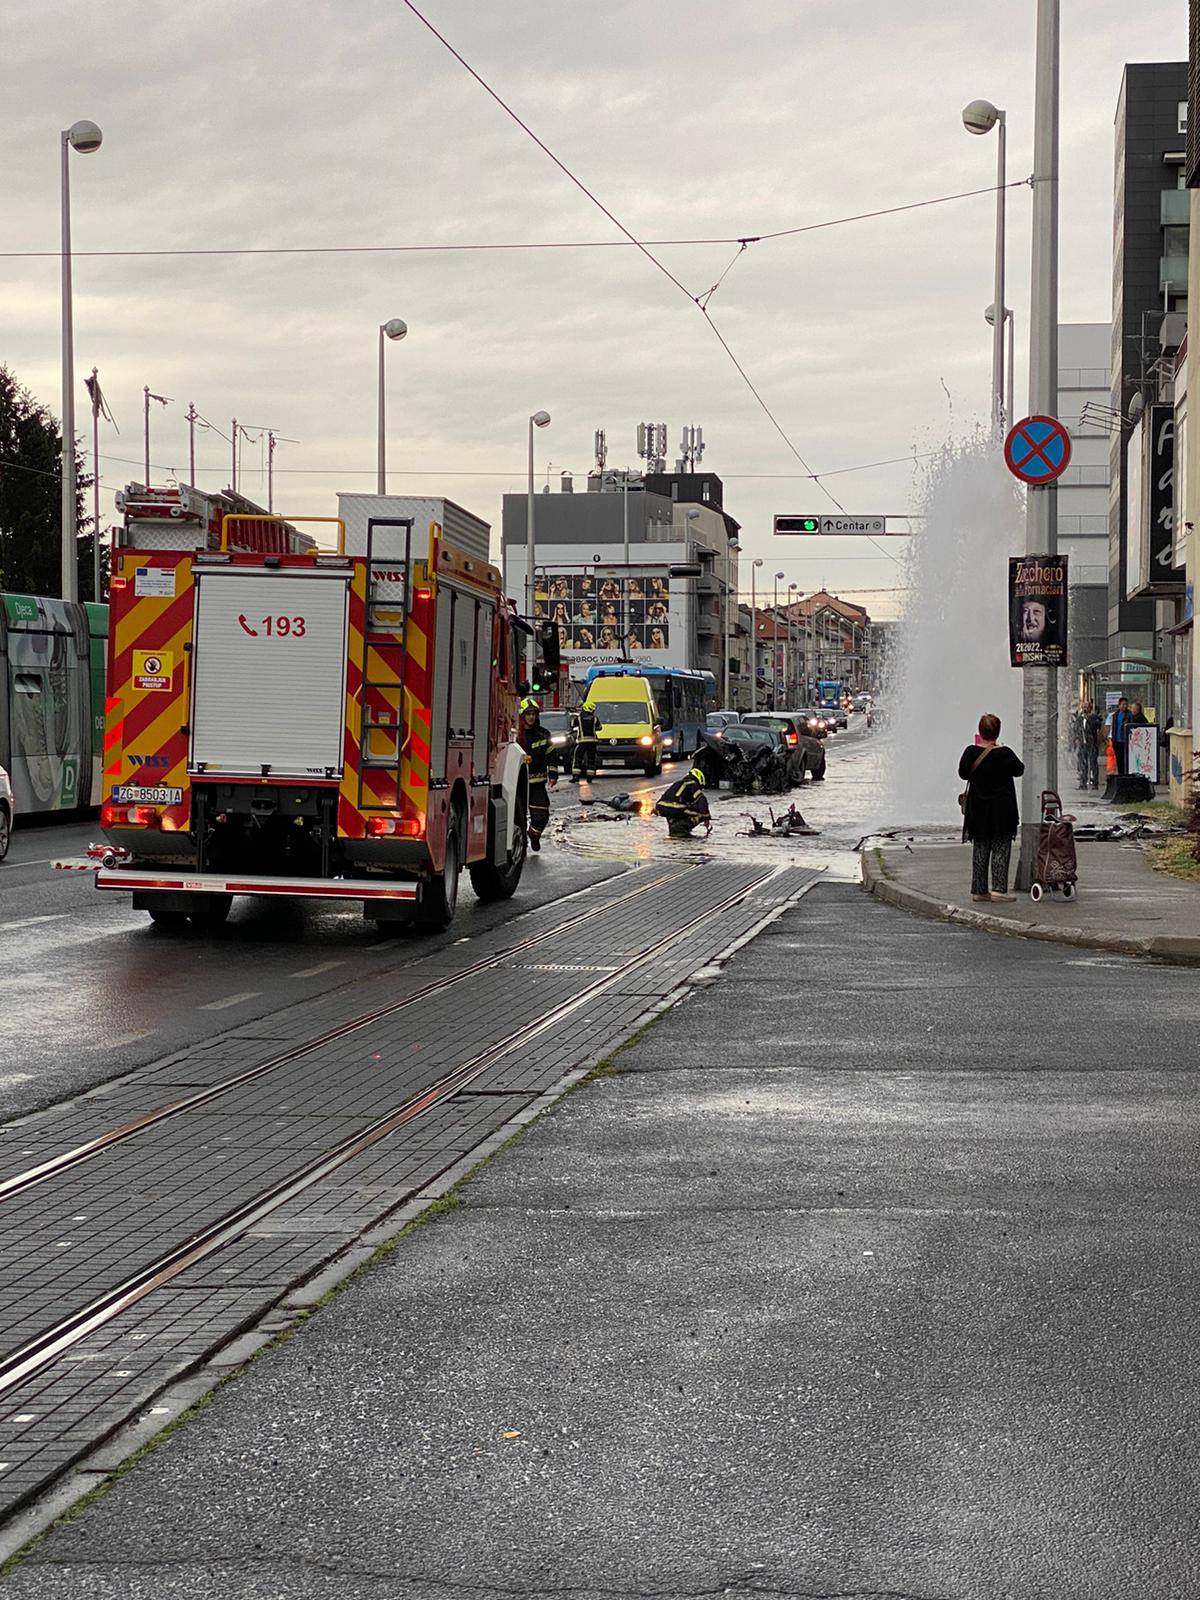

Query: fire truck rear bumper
[94,866,418,903]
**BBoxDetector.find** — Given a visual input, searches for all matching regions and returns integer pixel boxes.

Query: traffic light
[538,619,561,674]
[773,515,821,535]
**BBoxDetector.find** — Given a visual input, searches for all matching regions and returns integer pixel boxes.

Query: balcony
[1161,189,1190,225]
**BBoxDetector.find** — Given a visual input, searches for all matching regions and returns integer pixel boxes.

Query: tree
[0,364,100,600]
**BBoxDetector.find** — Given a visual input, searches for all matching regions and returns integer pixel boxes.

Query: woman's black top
[958,743,1024,841]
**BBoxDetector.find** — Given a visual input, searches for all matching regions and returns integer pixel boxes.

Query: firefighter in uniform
[571,701,598,783]
[519,698,556,851]
[655,765,712,838]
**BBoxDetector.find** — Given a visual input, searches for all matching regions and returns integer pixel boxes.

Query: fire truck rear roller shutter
[189,570,350,779]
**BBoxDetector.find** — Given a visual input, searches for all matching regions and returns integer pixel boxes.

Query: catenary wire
[397,0,857,513]
[0,185,1023,261]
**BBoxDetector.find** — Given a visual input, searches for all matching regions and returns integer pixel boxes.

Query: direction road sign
[1004,415,1072,486]
[774,514,886,536]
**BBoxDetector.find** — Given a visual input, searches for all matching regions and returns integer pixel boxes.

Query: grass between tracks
[0,1010,664,1578]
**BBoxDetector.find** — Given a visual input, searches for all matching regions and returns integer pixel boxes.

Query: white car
[0,764,12,862]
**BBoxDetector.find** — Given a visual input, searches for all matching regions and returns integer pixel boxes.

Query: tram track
[0,863,691,1206]
[0,862,804,1400]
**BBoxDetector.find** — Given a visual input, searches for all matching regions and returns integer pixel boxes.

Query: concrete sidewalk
[864,838,1200,962]
[6,884,1199,1599]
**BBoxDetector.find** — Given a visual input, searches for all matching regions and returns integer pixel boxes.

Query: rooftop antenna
[594,428,608,471]
[676,424,705,473]
[636,421,667,474]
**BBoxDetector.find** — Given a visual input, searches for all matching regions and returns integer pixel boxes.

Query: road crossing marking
[200,991,262,1011]
[290,960,346,978]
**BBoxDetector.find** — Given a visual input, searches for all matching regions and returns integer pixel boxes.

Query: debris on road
[740,804,820,839]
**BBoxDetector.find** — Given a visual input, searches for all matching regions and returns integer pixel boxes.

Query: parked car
[705,711,741,739]
[0,763,13,862]
[741,713,826,783]
[539,708,576,772]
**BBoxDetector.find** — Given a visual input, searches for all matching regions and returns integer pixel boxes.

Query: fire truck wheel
[416,804,464,931]
[469,790,528,903]
[187,893,233,929]
[146,905,190,928]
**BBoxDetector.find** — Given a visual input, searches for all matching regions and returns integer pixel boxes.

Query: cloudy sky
[0,0,1186,616]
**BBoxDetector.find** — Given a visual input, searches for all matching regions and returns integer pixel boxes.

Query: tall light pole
[726,538,741,708]
[60,118,102,603]
[986,303,1017,424]
[377,318,407,494]
[963,98,1007,432]
[787,583,799,703]
[780,569,790,707]
[1016,0,1060,889]
[750,558,764,710]
[526,409,551,683]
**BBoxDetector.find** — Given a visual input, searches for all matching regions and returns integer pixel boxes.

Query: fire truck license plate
[113,785,183,805]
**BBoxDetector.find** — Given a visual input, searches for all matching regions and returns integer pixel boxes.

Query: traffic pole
[1015,0,1059,891]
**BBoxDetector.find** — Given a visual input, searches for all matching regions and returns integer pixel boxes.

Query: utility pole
[1016,0,1060,890]
[143,387,170,483]
[231,419,238,493]
[186,402,197,488]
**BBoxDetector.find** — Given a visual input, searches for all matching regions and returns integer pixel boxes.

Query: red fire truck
[92,485,529,931]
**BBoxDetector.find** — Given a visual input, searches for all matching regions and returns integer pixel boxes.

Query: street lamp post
[1016,0,1061,890]
[963,97,1007,431]
[780,569,790,707]
[60,118,102,603]
[986,303,1017,424]
[788,583,799,703]
[376,318,407,495]
[750,558,764,711]
[526,410,551,683]
[725,539,741,708]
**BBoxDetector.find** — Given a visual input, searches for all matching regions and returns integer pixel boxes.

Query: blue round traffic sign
[1004,414,1072,485]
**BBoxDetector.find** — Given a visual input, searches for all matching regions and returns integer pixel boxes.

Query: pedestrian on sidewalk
[1073,700,1102,790]
[1110,696,1131,775]
[958,713,1025,903]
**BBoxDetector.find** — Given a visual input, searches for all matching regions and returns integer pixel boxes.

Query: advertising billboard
[534,570,671,662]
[1009,554,1069,667]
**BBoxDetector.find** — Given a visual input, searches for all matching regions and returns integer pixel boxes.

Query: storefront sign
[1009,555,1069,667]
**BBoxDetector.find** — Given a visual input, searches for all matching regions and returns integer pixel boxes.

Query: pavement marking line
[290,961,346,979]
[100,1031,154,1051]
[199,992,262,1012]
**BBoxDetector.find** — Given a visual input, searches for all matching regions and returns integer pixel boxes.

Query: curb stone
[860,849,1200,965]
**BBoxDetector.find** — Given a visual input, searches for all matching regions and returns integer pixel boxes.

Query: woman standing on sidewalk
[958,713,1025,903]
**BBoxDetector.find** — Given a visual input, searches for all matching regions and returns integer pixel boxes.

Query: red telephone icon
[237,614,259,637]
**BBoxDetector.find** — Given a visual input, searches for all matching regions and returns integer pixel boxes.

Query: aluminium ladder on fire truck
[357,516,414,814]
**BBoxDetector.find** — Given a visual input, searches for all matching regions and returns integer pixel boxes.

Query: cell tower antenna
[676,424,706,472]
[594,428,608,471]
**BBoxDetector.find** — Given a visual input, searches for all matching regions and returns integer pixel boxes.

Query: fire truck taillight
[366,816,422,838]
[101,802,160,828]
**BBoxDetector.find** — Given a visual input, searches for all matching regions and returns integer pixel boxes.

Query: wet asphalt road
[0,720,873,1121]
[9,879,1200,1598]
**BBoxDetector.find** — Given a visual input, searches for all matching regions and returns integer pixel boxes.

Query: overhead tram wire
[0,185,1026,262]
[397,0,1001,515]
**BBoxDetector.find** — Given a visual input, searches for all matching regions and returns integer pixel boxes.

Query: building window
[1180,101,1190,135]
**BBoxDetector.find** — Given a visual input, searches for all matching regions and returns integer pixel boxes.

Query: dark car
[792,708,831,740]
[539,708,576,772]
[742,712,825,782]
[709,724,789,793]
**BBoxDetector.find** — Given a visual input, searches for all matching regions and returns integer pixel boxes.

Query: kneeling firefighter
[655,764,711,838]
[519,698,556,851]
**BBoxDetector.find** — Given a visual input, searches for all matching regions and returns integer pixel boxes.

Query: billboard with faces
[533,570,671,658]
